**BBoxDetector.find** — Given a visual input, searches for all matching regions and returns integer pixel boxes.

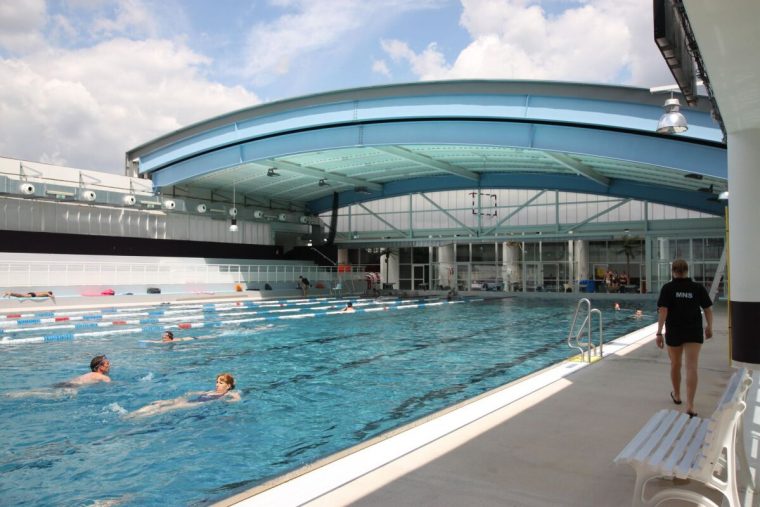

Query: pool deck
[220,301,742,507]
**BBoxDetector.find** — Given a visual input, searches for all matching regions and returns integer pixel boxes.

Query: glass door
[412,263,429,290]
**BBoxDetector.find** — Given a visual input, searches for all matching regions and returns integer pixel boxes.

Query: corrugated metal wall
[0,197,272,245]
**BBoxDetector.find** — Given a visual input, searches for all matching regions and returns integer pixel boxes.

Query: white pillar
[380,249,400,289]
[502,242,521,291]
[438,244,455,290]
[728,128,760,365]
[337,249,349,265]
[573,240,589,284]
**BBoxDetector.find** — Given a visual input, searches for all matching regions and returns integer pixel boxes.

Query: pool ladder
[568,298,603,363]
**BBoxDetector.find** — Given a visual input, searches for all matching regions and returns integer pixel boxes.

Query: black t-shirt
[301,278,310,286]
[657,277,712,336]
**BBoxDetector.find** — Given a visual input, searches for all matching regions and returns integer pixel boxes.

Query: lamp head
[657,96,688,134]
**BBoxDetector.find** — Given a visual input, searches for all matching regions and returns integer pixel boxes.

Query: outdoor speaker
[19,182,35,195]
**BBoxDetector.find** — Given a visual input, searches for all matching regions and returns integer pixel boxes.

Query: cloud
[381,0,671,86]
[372,58,391,77]
[241,0,445,85]
[89,0,159,38]
[0,0,47,53]
[0,37,259,173]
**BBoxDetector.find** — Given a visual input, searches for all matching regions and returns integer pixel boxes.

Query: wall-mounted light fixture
[19,182,36,195]
[196,203,207,213]
[123,195,137,206]
[267,168,279,177]
[318,179,329,186]
[278,213,287,221]
[229,218,238,232]
[80,190,97,202]
[162,199,176,210]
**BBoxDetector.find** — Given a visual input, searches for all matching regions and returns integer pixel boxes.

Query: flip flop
[687,411,698,418]
[670,392,682,405]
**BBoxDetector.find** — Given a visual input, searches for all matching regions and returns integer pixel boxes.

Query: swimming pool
[0,297,656,506]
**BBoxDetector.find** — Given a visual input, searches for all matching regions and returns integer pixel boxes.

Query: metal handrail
[567,298,604,363]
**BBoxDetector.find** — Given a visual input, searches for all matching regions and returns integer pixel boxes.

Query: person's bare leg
[667,345,684,402]
[683,342,702,414]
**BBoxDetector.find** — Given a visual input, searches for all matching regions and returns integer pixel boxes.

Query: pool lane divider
[0,296,340,321]
[0,298,430,336]
[0,297,483,346]
[0,297,373,327]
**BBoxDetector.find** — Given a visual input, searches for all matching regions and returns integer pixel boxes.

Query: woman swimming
[126,373,240,418]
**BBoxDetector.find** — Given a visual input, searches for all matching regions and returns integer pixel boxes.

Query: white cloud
[372,58,391,77]
[0,38,259,173]
[241,0,445,85]
[382,0,671,86]
[89,0,159,38]
[0,0,47,53]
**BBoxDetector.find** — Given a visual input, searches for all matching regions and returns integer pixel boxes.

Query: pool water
[0,298,656,506]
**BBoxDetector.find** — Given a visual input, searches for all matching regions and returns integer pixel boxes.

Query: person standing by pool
[655,259,713,417]
[298,275,310,297]
[127,373,240,418]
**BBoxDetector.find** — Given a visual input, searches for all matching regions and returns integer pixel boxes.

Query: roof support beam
[419,193,477,235]
[482,190,547,236]
[566,198,632,232]
[374,146,480,182]
[264,159,382,192]
[542,151,610,187]
[357,203,408,238]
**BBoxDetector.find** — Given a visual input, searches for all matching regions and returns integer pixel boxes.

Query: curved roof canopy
[127,80,726,216]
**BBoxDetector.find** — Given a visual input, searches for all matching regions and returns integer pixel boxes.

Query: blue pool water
[0,297,656,506]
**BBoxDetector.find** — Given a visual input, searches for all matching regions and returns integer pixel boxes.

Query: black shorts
[665,333,704,347]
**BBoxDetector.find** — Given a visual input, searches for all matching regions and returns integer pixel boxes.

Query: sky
[0,0,672,175]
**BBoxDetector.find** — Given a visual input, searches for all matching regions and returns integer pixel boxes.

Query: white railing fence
[0,261,372,289]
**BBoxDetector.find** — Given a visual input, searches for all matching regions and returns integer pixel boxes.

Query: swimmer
[6,355,110,398]
[3,290,56,302]
[142,330,195,344]
[342,302,355,313]
[614,302,621,311]
[126,373,240,418]
[634,308,644,318]
[55,355,111,386]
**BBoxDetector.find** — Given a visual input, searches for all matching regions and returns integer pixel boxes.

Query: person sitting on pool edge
[126,373,240,418]
[54,355,111,387]
[3,290,56,302]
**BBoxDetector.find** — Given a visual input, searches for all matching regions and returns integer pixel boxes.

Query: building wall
[0,196,272,245]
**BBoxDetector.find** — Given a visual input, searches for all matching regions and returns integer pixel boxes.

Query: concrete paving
[301,302,736,507]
